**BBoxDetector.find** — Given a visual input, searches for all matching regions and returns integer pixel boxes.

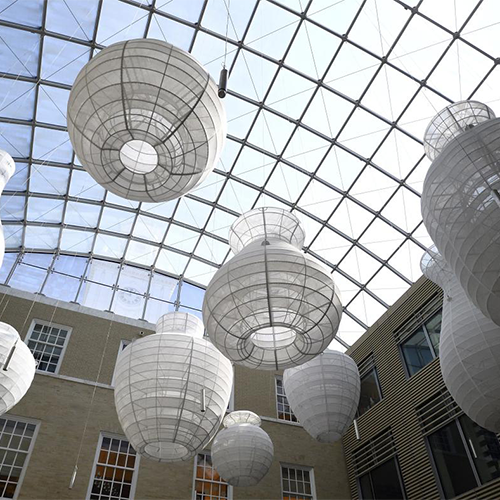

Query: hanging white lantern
[421,100,500,326]
[283,350,360,442]
[0,322,36,415]
[211,411,274,487]
[203,207,342,370]
[67,39,226,202]
[421,248,500,432]
[114,312,233,462]
[0,150,15,269]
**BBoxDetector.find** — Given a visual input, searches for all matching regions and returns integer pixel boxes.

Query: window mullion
[456,419,482,487]
[422,324,437,359]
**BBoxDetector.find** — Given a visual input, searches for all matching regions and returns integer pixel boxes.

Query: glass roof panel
[147,15,194,52]
[45,0,99,40]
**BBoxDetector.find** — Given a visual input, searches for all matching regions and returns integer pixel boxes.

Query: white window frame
[275,376,298,423]
[280,463,316,500]
[86,432,140,500]
[111,340,131,387]
[192,452,232,500]
[25,319,72,375]
[0,414,41,500]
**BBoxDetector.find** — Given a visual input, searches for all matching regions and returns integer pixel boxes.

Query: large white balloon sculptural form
[421,100,500,326]
[113,312,233,462]
[421,247,500,432]
[203,207,343,370]
[0,150,15,268]
[211,411,274,487]
[0,323,36,415]
[283,350,360,442]
[67,39,226,202]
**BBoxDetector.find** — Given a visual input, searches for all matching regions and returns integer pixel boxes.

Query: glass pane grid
[194,453,230,500]
[89,436,137,500]
[27,322,69,373]
[276,377,298,423]
[0,418,36,499]
[281,465,313,500]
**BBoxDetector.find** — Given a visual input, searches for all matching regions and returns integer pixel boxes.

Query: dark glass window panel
[459,415,500,484]
[359,472,374,499]
[428,422,478,498]
[357,369,382,416]
[370,459,405,499]
[401,328,434,376]
[425,311,442,355]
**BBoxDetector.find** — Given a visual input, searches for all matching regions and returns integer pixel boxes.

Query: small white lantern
[421,100,500,326]
[0,150,15,269]
[67,39,226,202]
[203,207,342,370]
[0,322,36,415]
[422,248,500,432]
[114,312,233,462]
[283,350,360,443]
[211,411,274,487]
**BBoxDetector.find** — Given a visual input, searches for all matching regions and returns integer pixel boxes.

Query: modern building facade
[343,276,500,500]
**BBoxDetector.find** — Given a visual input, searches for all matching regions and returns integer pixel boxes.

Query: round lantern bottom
[143,442,189,462]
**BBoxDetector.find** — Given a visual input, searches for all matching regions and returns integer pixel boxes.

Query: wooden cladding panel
[342,276,500,500]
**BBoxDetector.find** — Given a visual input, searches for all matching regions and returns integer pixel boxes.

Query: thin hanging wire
[71,316,115,489]
[223,0,231,69]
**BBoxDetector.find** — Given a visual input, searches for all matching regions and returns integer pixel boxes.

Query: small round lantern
[283,350,360,442]
[211,411,274,487]
[421,248,500,432]
[0,322,36,415]
[114,312,233,462]
[203,207,342,370]
[67,39,226,202]
[0,150,15,269]
[421,100,500,326]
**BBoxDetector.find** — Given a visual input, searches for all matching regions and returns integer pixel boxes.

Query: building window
[25,320,71,373]
[357,368,382,417]
[427,414,500,499]
[400,310,442,376]
[111,340,131,386]
[358,457,405,499]
[88,434,139,500]
[193,453,230,500]
[281,464,315,500]
[0,417,39,499]
[276,377,298,422]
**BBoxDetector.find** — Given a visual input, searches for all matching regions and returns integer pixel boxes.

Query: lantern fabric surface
[421,248,500,432]
[283,350,360,443]
[203,207,342,370]
[211,411,274,487]
[0,150,15,269]
[114,312,233,462]
[67,39,226,202]
[421,100,500,326]
[0,322,36,416]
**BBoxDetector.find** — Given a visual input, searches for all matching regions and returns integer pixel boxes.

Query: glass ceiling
[0,0,498,349]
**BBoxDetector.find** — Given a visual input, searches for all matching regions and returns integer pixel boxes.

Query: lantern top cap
[420,246,452,288]
[424,100,495,160]
[228,207,305,254]
[155,312,204,338]
[223,410,261,428]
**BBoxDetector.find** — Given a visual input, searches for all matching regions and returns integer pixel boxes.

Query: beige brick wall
[0,289,351,499]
